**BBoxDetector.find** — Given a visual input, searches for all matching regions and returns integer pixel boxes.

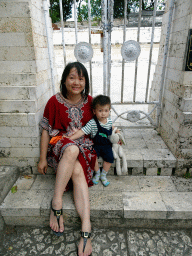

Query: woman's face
[65,67,86,97]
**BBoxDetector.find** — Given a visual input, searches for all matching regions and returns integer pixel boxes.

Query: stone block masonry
[0,0,58,172]
[0,0,190,176]
[149,0,192,173]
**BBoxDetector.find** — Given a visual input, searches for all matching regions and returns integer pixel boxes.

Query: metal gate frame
[101,0,175,128]
[43,0,176,128]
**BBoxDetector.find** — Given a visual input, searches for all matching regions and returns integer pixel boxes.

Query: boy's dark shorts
[94,144,114,163]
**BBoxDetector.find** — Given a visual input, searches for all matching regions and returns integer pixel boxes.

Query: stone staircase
[1,128,192,230]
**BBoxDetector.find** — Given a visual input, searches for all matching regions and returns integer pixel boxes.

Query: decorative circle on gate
[127,110,141,122]
[74,42,93,63]
[121,40,141,62]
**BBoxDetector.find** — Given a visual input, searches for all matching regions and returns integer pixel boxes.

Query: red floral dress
[40,93,97,190]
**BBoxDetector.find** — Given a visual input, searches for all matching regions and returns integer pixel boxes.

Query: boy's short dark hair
[92,95,111,109]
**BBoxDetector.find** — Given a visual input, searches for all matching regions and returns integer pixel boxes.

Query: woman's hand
[38,129,50,175]
[38,159,48,175]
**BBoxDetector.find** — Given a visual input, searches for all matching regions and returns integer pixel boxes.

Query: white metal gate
[44,0,175,128]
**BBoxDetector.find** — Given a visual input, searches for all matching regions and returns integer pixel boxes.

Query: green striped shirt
[82,118,112,138]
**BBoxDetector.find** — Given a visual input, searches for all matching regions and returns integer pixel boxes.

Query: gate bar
[102,0,108,95]
[133,0,142,102]
[112,101,158,105]
[73,0,78,44]
[121,0,127,103]
[88,0,93,95]
[43,0,56,94]
[107,0,114,97]
[145,0,157,102]
[59,0,66,67]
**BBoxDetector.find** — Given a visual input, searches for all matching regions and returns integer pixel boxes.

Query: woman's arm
[38,129,50,175]
[70,129,85,140]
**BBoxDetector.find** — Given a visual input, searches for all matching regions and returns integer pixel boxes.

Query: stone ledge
[0,166,19,230]
[0,166,19,205]
[1,175,192,228]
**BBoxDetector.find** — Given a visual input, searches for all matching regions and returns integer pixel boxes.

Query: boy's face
[93,104,110,122]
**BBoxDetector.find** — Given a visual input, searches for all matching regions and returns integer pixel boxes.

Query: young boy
[69,95,117,186]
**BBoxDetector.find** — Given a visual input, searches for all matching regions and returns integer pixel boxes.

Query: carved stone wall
[0,0,58,173]
[149,0,192,174]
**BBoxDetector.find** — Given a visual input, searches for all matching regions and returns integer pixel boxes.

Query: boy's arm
[70,119,93,140]
[70,129,85,140]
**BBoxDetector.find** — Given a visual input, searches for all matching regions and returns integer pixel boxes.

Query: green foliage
[78,2,88,21]
[77,0,163,21]
[77,0,101,21]
[114,0,159,18]
[183,172,192,179]
[49,0,165,23]
[91,0,101,18]
[93,16,101,22]
[78,13,83,22]
[11,186,17,194]
[49,0,74,23]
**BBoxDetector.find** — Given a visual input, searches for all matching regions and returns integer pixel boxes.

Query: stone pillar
[149,0,192,175]
[0,0,58,173]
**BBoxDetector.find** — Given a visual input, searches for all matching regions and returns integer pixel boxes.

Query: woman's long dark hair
[60,62,89,99]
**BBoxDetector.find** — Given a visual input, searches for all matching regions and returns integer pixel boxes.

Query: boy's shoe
[92,178,99,185]
[100,169,110,187]
[92,170,100,185]
[101,178,110,187]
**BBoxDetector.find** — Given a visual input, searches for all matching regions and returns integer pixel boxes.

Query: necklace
[65,94,82,104]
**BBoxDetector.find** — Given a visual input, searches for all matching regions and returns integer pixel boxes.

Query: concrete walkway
[1,225,192,256]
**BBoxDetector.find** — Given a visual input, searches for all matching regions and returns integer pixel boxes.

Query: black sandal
[80,231,92,255]
[50,200,64,237]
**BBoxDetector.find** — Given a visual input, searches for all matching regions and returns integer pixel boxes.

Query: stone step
[1,174,192,229]
[32,128,177,175]
[180,98,192,112]
[0,128,181,229]
[0,99,36,113]
[0,166,19,230]
[0,166,19,205]
[0,86,36,101]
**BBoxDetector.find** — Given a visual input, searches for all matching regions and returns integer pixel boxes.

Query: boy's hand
[112,125,121,134]
[115,128,121,134]
[62,134,69,139]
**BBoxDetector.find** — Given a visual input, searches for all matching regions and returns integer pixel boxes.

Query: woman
[38,62,96,256]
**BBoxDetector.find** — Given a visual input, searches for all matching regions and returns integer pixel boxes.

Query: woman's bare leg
[50,145,79,233]
[72,160,92,256]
